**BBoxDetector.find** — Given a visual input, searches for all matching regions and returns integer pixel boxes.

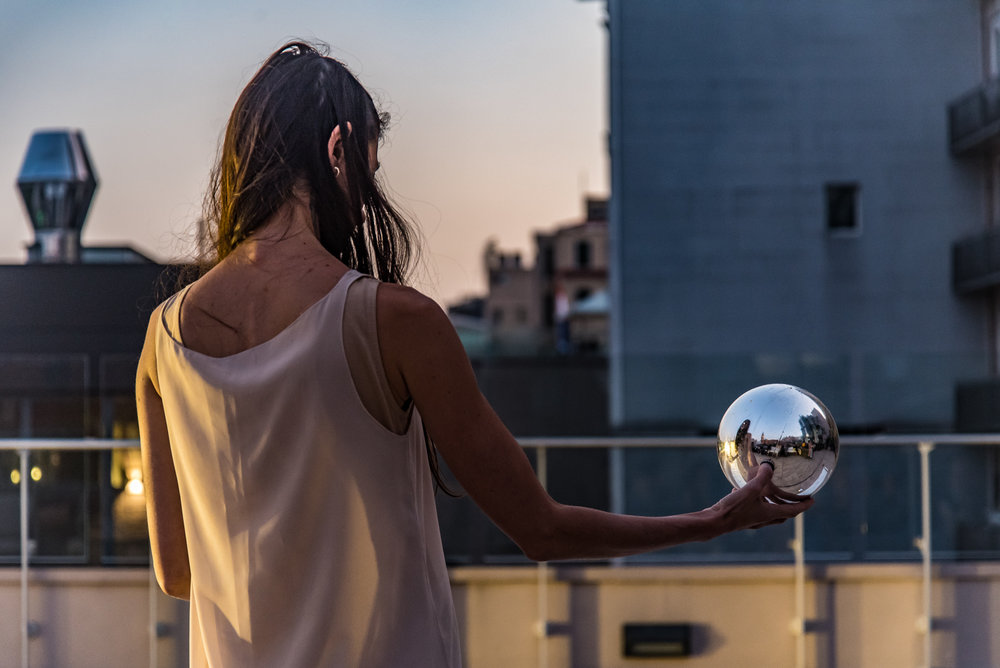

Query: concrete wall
[607,0,989,432]
[454,563,1000,668]
[2,563,999,667]
[0,569,185,668]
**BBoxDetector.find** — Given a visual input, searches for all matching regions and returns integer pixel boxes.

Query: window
[575,240,592,269]
[540,247,554,277]
[826,183,861,233]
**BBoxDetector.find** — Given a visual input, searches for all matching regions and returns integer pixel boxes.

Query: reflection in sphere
[717,384,839,496]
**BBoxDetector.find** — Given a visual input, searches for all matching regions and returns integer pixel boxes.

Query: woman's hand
[707,464,814,534]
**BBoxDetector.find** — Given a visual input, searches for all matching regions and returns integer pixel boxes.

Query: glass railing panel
[848,446,921,560]
[1,436,999,566]
[101,445,150,565]
[0,450,20,558]
[25,449,90,563]
[623,446,796,563]
[931,444,1000,559]
[0,450,91,564]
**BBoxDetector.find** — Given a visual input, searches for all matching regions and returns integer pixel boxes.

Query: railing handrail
[520,433,1000,447]
[3,433,1000,451]
[0,438,141,451]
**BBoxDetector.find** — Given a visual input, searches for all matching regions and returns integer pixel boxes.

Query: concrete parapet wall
[1,563,998,667]
[0,568,185,668]
[452,563,1000,668]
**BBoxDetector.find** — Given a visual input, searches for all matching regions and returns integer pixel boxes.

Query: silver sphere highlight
[717,384,839,495]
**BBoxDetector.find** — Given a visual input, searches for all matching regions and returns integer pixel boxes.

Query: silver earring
[333,166,341,178]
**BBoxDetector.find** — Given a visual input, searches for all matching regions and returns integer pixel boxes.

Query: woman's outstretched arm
[136,305,191,599]
[378,285,813,561]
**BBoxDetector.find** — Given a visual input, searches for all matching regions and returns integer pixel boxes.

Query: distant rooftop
[25,243,155,265]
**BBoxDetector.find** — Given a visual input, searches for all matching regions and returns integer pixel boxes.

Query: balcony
[948,77,1000,155]
[3,436,1000,667]
[952,227,1000,294]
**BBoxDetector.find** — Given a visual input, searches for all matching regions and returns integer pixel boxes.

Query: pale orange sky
[0,0,607,304]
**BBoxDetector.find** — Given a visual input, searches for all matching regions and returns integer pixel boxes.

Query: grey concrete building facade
[607,0,988,432]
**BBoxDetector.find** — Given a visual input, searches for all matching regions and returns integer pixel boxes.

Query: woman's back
[155,261,460,667]
[177,230,345,359]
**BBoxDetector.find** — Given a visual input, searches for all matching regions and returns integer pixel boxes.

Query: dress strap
[343,275,413,434]
[160,283,194,346]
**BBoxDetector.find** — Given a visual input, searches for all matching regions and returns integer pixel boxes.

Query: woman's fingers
[747,462,813,505]
[766,486,811,503]
[711,462,815,534]
[745,463,774,484]
[768,497,814,519]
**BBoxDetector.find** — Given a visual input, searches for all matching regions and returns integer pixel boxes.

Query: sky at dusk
[0,0,607,304]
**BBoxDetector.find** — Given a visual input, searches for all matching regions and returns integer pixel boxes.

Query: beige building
[483,242,543,352]
[482,198,609,353]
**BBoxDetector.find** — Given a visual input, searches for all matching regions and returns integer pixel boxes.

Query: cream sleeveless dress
[154,270,461,667]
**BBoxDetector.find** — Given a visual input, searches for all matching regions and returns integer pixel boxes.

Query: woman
[136,41,812,667]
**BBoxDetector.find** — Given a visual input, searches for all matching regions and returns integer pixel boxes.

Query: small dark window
[540,247,555,277]
[575,287,592,302]
[515,307,528,324]
[826,183,860,232]
[575,240,592,269]
[492,308,503,325]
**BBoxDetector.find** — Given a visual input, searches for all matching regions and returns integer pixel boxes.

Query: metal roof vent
[17,130,98,263]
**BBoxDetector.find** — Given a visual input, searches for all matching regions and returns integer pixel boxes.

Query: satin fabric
[155,270,461,667]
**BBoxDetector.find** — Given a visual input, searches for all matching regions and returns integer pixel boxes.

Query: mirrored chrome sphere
[718,384,839,496]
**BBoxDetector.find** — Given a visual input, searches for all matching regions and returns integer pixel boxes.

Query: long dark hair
[201,40,412,280]
[200,40,457,495]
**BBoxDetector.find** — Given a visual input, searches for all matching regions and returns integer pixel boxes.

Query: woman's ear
[327,122,353,178]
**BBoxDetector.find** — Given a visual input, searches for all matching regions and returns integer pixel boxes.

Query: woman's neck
[239,197,326,263]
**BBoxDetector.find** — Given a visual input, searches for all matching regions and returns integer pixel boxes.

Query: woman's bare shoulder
[375,283,445,324]
[375,283,464,397]
[375,283,460,354]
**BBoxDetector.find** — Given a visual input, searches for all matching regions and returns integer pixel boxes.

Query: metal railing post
[609,445,624,516]
[791,513,805,668]
[19,448,29,668]
[609,446,625,568]
[535,445,549,668]
[916,441,934,668]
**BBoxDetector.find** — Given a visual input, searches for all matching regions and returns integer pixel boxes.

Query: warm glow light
[125,468,144,496]
[30,466,42,482]
[10,470,20,485]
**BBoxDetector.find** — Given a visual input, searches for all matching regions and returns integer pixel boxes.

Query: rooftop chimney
[17,130,98,263]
